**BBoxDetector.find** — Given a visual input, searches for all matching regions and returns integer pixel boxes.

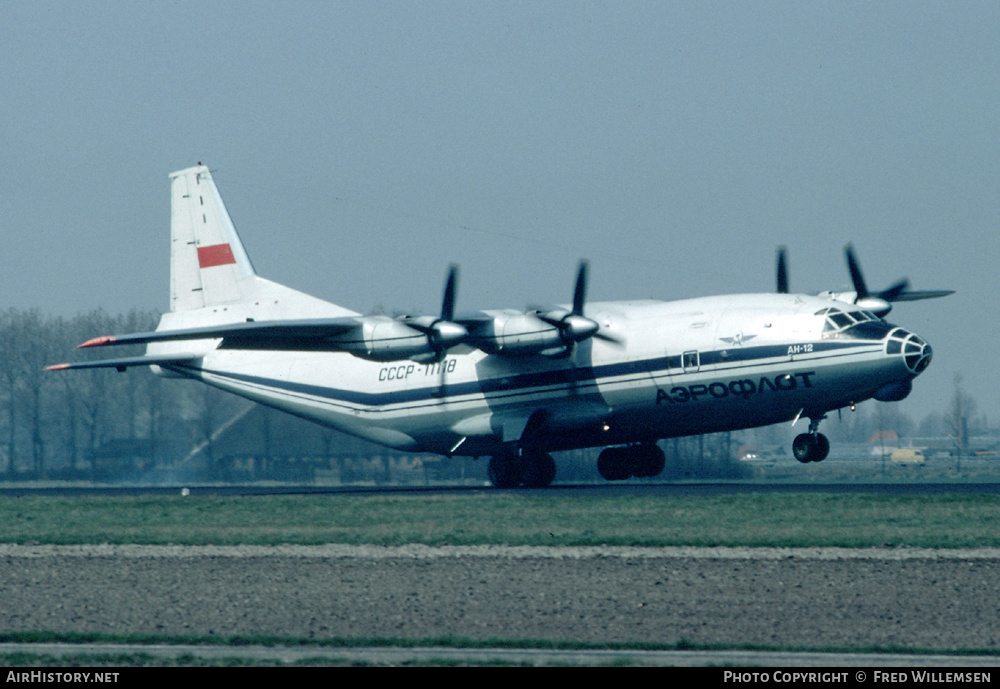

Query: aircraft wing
[75,317,364,352]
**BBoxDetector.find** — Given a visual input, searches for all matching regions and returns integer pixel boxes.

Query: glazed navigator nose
[886,328,933,375]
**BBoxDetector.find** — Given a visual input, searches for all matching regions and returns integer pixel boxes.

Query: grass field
[1,491,999,547]
[2,491,999,665]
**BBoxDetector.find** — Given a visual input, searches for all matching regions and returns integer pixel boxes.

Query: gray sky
[3,1,998,424]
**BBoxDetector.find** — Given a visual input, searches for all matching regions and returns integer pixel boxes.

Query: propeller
[536,260,622,357]
[846,244,905,309]
[843,244,953,316]
[400,264,468,362]
[775,244,953,316]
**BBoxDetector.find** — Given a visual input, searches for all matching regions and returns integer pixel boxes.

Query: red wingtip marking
[197,243,237,268]
[79,336,117,348]
[44,363,71,371]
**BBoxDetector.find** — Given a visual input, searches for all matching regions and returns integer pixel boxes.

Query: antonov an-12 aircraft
[48,164,953,487]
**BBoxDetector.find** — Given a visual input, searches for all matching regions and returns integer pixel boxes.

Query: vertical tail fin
[163,164,357,323]
[169,164,257,311]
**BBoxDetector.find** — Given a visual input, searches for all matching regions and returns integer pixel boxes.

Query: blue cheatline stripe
[190,339,876,411]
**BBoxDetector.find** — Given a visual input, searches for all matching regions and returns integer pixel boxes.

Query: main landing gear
[487,442,668,487]
[487,450,557,489]
[793,416,830,463]
[597,444,665,481]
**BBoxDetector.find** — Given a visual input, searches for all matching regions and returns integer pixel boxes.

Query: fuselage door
[682,350,700,373]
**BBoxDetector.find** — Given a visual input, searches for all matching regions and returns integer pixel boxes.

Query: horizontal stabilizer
[45,353,200,372]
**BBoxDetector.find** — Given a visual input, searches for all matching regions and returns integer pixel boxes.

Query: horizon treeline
[0,308,249,478]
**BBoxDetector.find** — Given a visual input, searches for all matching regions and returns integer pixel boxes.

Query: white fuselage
[167,292,929,458]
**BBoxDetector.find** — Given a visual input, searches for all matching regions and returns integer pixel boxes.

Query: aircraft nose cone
[911,340,932,374]
[886,328,932,375]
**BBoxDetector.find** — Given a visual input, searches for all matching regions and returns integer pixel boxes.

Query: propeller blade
[845,244,869,299]
[433,265,458,397]
[776,247,789,294]
[433,355,450,398]
[573,260,588,316]
[441,264,458,322]
[594,330,625,346]
[889,289,955,302]
[876,278,910,303]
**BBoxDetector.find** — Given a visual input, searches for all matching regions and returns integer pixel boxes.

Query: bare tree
[948,373,978,460]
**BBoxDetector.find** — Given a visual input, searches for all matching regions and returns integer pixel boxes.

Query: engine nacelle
[327,314,469,362]
[329,318,436,361]
[471,312,567,355]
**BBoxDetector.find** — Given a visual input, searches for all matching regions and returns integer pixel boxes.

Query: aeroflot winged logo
[719,332,757,346]
[45,164,954,488]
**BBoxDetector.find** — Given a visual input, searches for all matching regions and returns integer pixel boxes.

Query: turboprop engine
[471,261,615,357]
[330,316,466,362]
[471,310,598,357]
[333,261,616,362]
[331,265,467,362]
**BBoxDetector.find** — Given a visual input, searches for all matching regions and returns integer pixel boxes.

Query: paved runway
[1,480,999,498]
[2,642,998,667]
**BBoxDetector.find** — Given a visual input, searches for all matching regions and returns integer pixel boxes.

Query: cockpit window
[830,311,856,328]
[816,307,881,337]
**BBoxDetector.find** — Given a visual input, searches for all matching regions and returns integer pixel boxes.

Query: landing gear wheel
[487,454,521,488]
[813,433,830,462]
[632,444,666,478]
[793,433,830,463]
[598,444,665,481]
[793,434,815,463]
[522,453,557,488]
[597,447,630,481]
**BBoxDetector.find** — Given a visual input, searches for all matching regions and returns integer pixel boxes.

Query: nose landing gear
[793,416,830,463]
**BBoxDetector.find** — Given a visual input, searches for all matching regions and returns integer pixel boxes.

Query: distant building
[868,430,899,446]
